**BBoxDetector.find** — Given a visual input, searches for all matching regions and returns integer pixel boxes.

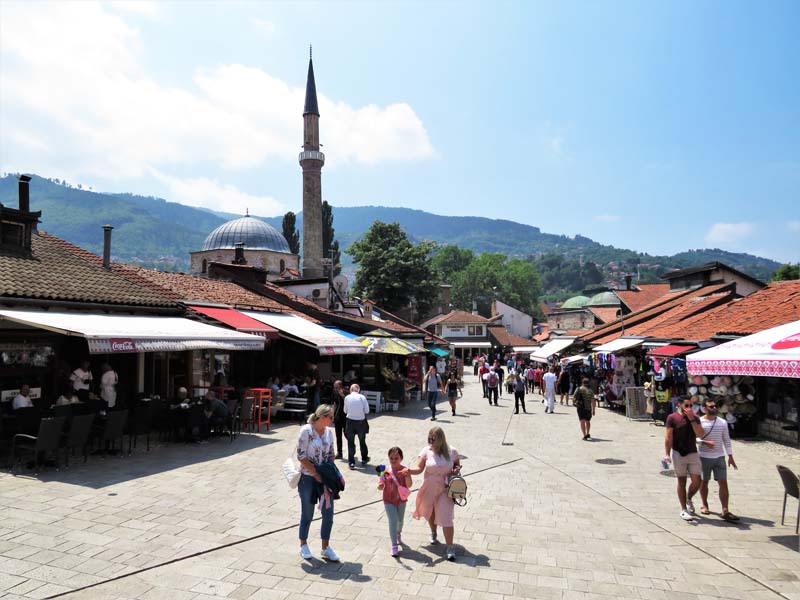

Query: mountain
[0,174,782,282]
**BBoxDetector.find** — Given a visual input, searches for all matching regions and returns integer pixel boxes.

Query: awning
[355,334,426,355]
[0,309,265,353]
[592,337,647,353]
[512,346,541,353]
[561,354,587,365]
[323,326,358,339]
[647,344,697,358]
[531,338,576,360]
[687,319,800,378]
[451,341,491,348]
[187,305,279,339]
[242,312,366,355]
[429,347,450,358]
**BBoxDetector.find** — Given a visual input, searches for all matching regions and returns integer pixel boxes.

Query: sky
[1,0,798,263]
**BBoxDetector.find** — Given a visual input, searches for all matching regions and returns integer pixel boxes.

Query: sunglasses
[428,437,436,443]
[682,404,693,409]
[706,405,717,410]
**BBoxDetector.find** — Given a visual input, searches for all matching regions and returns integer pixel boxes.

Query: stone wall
[190,249,298,278]
[758,417,799,446]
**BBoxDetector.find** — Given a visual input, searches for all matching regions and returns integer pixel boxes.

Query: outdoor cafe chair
[11,416,66,473]
[62,413,94,467]
[776,465,800,534]
[100,409,128,456]
[226,398,240,440]
[240,395,255,433]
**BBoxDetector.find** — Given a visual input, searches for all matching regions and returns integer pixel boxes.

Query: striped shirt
[698,416,733,459]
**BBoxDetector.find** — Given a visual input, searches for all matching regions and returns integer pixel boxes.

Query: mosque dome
[587,291,621,307]
[560,295,590,310]
[201,215,291,253]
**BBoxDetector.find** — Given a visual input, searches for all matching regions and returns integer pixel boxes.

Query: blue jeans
[298,474,334,541]
[384,502,406,544]
[427,391,438,416]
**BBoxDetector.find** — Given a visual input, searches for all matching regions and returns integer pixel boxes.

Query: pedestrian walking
[698,400,740,521]
[664,397,709,521]
[486,368,500,406]
[495,364,505,398]
[478,361,489,397]
[525,364,536,393]
[424,366,443,421]
[331,380,347,459]
[534,365,543,394]
[378,446,413,557]
[344,383,370,469]
[513,371,527,414]
[573,377,596,440]
[445,371,459,416]
[542,366,557,413]
[557,366,570,405]
[409,426,461,561]
[296,404,341,561]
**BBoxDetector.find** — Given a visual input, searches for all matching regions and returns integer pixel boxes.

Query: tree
[431,245,474,281]
[321,201,341,276]
[772,263,800,281]
[452,253,541,317]
[581,261,603,285]
[281,211,300,255]
[347,221,438,315]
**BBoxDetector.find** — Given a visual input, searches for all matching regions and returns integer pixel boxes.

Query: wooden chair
[777,465,800,534]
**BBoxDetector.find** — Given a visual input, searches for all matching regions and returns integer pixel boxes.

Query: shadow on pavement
[768,535,799,552]
[302,560,373,582]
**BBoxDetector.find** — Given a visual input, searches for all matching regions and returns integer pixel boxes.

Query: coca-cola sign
[109,338,137,352]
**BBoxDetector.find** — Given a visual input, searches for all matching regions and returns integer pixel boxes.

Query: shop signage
[772,332,800,351]
[110,338,138,352]
[407,355,422,385]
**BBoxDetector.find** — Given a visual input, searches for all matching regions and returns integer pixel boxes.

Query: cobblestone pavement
[0,373,798,600]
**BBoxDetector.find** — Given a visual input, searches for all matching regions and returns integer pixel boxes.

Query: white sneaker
[300,544,312,559]
[429,532,439,545]
[680,510,695,521]
[686,499,696,515]
[320,546,340,562]
[446,545,456,561]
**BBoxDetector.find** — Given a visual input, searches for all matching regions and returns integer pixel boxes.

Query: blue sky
[1,1,798,262]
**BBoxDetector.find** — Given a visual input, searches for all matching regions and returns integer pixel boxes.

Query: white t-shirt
[101,370,118,407]
[543,372,558,392]
[71,368,93,391]
[436,359,447,375]
[343,392,369,420]
[13,394,33,410]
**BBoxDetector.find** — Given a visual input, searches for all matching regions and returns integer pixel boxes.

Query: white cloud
[788,221,800,233]
[0,2,434,209]
[593,214,621,223]
[705,222,755,244]
[152,170,283,216]
[251,17,276,36]
[106,1,163,18]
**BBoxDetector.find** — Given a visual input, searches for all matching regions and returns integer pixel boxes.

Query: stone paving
[0,373,798,600]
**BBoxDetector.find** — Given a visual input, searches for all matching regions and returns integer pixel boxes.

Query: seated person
[204,391,230,434]
[282,378,301,396]
[12,384,34,410]
[269,377,281,394]
[54,387,81,406]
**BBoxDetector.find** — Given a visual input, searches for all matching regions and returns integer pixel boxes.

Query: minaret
[299,46,324,278]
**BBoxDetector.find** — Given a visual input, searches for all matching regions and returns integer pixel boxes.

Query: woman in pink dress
[409,426,461,560]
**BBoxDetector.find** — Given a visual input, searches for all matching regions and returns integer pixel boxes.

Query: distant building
[420,310,492,364]
[491,299,533,338]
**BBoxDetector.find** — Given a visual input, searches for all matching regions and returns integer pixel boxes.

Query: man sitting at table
[282,378,301,396]
[13,384,34,410]
[54,386,80,406]
[204,390,230,436]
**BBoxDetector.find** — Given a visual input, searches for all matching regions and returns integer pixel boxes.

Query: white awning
[512,346,541,353]
[243,312,366,355]
[450,341,491,348]
[0,309,265,353]
[592,337,647,353]
[561,354,587,365]
[531,338,576,360]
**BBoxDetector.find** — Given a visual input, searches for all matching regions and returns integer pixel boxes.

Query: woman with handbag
[408,426,461,561]
[296,404,340,562]
[377,446,413,557]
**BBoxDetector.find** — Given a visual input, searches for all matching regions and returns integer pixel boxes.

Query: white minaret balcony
[299,150,325,165]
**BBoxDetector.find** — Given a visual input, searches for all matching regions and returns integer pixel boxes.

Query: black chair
[127,404,152,454]
[11,416,66,473]
[53,404,73,420]
[186,403,206,442]
[100,410,128,456]
[240,396,254,433]
[12,407,41,436]
[777,465,800,534]
[226,399,240,441]
[62,413,94,467]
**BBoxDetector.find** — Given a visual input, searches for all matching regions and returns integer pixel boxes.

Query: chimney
[491,299,498,318]
[472,300,478,316]
[439,284,452,315]
[363,300,373,320]
[624,275,633,290]
[233,242,247,265]
[102,225,113,269]
[18,175,31,212]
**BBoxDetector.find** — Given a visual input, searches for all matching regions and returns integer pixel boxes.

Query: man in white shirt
[436,358,447,376]
[71,360,93,402]
[343,383,370,469]
[12,384,33,410]
[542,367,558,414]
[698,400,739,521]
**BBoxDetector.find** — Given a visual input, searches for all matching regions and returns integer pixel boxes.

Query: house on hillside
[661,262,765,296]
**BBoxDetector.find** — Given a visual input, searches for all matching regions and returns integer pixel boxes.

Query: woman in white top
[296,404,340,562]
[100,364,118,408]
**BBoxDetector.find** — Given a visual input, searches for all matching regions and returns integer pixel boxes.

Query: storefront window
[764,377,799,424]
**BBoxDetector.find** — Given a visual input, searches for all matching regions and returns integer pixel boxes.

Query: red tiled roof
[616,283,671,312]
[588,307,621,324]
[0,232,174,308]
[421,310,489,328]
[487,325,532,347]
[533,324,550,342]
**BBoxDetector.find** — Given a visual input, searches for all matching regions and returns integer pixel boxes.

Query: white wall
[496,300,533,337]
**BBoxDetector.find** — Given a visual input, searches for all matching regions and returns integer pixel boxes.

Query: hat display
[691,374,757,419]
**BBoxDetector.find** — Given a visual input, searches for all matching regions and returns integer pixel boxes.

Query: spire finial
[309,44,312,60]
[245,208,249,216]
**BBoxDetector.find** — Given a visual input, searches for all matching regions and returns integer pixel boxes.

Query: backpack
[447,471,468,506]
[487,372,499,387]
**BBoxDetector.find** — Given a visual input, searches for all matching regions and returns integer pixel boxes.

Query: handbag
[388,469,411,502]
[282,457,301,489]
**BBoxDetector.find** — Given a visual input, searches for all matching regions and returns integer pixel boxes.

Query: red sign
[110,338,137,352]
[407,355,422,385]
[772,332,800,351]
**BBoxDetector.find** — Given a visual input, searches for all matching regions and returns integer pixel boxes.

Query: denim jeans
[384,502,406,544]
[487,387,498,404]
[298,473,333,541]
[426,391,438,417]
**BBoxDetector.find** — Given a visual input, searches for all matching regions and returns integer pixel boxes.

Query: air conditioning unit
[312,289,321,298]
[333,302,343,311]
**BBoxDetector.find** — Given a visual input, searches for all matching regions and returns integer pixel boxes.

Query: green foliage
[347,221,438,315]
[321,201,341,276]
[431,245,474,281]
[772,263,800,281]
[450,253,541,317]
[282,212,300,255]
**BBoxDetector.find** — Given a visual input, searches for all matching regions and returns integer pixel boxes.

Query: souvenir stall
[589,338,648,408]
[688,319,800,445]
[645,344,696,423]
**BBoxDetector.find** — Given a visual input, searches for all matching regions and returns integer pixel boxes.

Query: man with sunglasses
[664,396,710,521]
[698,400,739,521]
